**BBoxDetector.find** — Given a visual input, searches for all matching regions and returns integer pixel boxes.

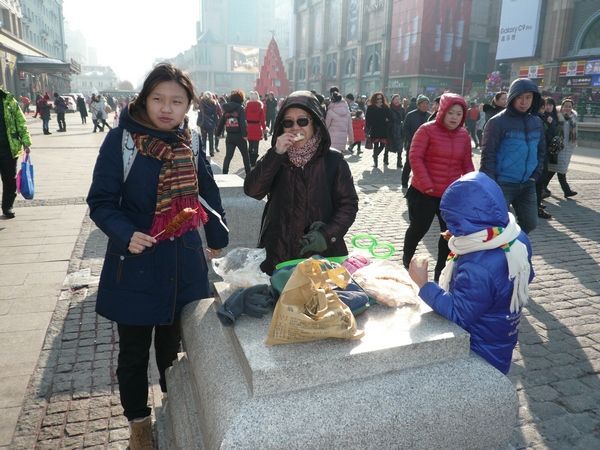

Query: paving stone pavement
[8,136,600,449]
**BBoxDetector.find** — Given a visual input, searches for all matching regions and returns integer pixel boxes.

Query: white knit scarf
[438,213,530,314]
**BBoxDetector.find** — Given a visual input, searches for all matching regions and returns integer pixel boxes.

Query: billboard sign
[389,0,472,78]
[496,0,543,60]
[560,61,586,77]
[228,46,262,73]
[519,65,545,79]
[584,59,600,75]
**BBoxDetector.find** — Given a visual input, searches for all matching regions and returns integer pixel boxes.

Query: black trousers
[401,145,412,188]
[402,186,449,279]
[200,128,215,156]
[547,171,572,194]
[248,140,260,166]
[466,122,478,147]
[266,115,276,134]
[222,134,251,174]
[116,317,182,421]
[0,153,17,213]
[57,112,66,130]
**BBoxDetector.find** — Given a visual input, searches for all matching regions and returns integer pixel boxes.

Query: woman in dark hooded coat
[244,91,359,275]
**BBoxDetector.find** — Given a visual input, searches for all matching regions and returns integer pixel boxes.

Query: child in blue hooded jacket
[408,172,534,374]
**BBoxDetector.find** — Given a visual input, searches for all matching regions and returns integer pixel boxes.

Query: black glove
[299,221,328,255]
[217,284,274,326]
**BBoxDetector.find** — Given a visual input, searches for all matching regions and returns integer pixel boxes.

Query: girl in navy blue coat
[408,172,534,375]
[87,63,228,448]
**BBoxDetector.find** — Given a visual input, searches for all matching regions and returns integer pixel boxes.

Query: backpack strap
[325,149,343,196]
[122,130,138,182]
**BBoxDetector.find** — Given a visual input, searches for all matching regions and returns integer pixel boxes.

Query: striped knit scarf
[438,213,530,314]
[131,130,208,241]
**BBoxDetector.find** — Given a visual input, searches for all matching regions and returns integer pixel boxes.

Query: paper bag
[266,258,365,345]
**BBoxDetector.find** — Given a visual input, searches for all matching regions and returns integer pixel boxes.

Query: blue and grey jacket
[480,78,545,183]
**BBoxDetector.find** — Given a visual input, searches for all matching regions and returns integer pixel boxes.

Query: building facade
[69,65,118,96]
[1,0,79,100]
[289,0,600,101]
[171,0,279,95]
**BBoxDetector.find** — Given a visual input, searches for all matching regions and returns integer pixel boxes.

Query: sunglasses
[282,117,312,128]
[376,97,383,101]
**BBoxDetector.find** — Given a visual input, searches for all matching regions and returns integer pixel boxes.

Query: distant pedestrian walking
[77,95,88,124]
[216,89,251,174]
[53,93,68,132]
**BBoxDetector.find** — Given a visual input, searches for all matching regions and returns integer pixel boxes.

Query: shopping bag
[18,153,34,200]
[365,135,373,150]
[266,258,365,345]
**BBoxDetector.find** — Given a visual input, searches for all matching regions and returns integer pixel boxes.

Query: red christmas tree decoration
[254,36,290,97]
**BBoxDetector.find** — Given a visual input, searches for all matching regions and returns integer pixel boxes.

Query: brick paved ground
[9,137,600,449]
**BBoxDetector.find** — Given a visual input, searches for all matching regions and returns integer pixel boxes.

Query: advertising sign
[584,59,600,75]
[496,0,543,60]
[389,0,472,78]
[228,46,262,73]
[519,65,545,79]
[560,61,586,77]
[591,75,600,87]
[348,0,359,42]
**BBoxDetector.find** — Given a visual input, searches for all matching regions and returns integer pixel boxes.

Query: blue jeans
[497,180,537,234]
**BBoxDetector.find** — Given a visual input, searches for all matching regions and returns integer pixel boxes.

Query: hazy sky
[63,0,199,84]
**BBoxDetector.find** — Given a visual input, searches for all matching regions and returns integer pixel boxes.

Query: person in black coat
[365,92,391,168]
[482,91,507,123]
[401,95,430,188]
[216,89,251,174]
[265,92,278,135]
[76,95,88,124]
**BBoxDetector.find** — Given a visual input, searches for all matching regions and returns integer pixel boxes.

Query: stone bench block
[164,282,518,450]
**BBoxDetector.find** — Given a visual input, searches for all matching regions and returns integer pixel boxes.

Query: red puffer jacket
[409,93,474,198]
[352,118,366,142]
[245,101,267,141]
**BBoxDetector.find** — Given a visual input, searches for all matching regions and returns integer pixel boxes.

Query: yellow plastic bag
[266,258,365,345]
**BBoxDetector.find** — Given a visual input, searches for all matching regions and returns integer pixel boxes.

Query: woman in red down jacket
[246,91,267,167]
[402,93,474,281]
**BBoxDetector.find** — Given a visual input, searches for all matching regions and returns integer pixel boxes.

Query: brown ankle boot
[129,416,156,450]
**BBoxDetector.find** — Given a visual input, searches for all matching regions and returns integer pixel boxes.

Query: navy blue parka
[87,107,228,326]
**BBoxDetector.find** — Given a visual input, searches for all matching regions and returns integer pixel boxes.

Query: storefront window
[343,49,357,76]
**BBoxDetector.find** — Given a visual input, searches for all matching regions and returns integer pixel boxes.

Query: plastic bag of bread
[351,259,420,308]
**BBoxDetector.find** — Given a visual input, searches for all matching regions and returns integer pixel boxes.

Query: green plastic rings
[351,234,395,259]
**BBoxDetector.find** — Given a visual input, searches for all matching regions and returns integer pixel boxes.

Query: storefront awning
[17,55,80,75]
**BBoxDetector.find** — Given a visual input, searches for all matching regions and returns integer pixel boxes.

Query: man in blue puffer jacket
[480,78,545,234]
[409,172,534,375]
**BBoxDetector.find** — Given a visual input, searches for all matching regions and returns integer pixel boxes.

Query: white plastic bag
[211,248,270,289]
[352,259,420,308]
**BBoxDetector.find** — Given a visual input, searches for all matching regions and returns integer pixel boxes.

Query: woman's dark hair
[369,92,389,107]
[133,63,195,112]
[230,89,245,104]
[491,91,507,105]
[331,91,343,103]
[544,97,558,121]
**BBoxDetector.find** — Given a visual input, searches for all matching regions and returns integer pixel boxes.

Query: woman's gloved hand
[299,221,327,255]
